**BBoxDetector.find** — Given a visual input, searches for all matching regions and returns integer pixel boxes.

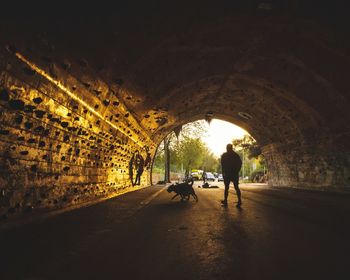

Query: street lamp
[242,148,245,180]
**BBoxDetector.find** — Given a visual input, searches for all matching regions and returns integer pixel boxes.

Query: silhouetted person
[144,147,152,170]
[134,153,144,185]
[202,171,206,183]
[221,144,242,207]
[129,153,135,186]
[185,170,190,181]
[202,171,209,188]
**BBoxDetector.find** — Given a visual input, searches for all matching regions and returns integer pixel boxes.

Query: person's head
[226,143,233,152]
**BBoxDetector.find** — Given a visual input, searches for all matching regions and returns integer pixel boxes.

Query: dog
[167,179,198,202]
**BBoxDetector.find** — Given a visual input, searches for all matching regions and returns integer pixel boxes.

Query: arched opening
[143,71,348,189]
[151,119,266,186]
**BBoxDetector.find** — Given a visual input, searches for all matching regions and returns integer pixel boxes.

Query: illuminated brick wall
[0,48,155,221]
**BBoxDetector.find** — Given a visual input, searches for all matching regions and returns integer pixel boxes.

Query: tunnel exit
[151,119,266,186]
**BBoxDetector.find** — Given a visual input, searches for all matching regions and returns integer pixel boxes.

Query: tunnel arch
[148,73,322,145]
[147,87,342,189]
[0,3,349,223]
[143,63,347,189]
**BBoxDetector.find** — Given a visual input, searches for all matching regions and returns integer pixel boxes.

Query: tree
[153,120,219,180]
[164,136,171,183]
[168,120,208,149]
[165,120,209,173]
[232,135,261,159]
[177,136,206,174]
[201,147,219,172]
[232,135,266,180]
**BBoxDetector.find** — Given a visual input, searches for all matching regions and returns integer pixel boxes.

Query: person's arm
[221,155,225,177]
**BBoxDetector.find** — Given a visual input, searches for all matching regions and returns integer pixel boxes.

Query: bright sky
[202,119,248,157]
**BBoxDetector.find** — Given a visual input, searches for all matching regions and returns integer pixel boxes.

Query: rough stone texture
[0,48,155,221]
[0,1,349,221]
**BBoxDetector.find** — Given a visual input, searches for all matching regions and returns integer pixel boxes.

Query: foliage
[232,135,266,181]
[176,136,206,172]
[201,147,219,172]
[153,121,268,182]
[153,120,218,175]
[168,120,208,148]
[232,135,262,159]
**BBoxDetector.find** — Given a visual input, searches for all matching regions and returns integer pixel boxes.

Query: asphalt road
[1,183,350,280]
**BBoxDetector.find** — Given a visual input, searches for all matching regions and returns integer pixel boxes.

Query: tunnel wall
[263,142,350,189]
[1,7,350,226]
[0,49,153,222]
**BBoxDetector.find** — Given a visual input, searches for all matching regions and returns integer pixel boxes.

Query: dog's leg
[192,193,198,202]
[172,193,179,200]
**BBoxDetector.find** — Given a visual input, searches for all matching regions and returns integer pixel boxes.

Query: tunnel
[0,0,349,223]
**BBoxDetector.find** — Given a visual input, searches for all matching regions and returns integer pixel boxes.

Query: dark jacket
[221,150,242,176]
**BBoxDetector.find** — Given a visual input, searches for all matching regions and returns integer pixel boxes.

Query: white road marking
[139,187,166,207]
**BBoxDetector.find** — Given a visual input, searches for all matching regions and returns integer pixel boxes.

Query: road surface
[1,183,350,280]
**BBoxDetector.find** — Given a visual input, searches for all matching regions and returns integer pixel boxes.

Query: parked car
[218,174,224,181]
[204,172,216,182]
[191,171,202,180]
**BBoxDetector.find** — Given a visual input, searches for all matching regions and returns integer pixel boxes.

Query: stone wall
[0,49,154,222]
[263,142,350,189]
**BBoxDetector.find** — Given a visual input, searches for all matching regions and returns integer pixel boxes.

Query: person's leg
[233,173,242,205]
[138,171,143,185]
[222,177,230,204]
[137,173,141,185]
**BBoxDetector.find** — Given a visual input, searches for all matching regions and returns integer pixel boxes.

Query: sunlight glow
[202,119,248,157]
[15,52,149,147]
